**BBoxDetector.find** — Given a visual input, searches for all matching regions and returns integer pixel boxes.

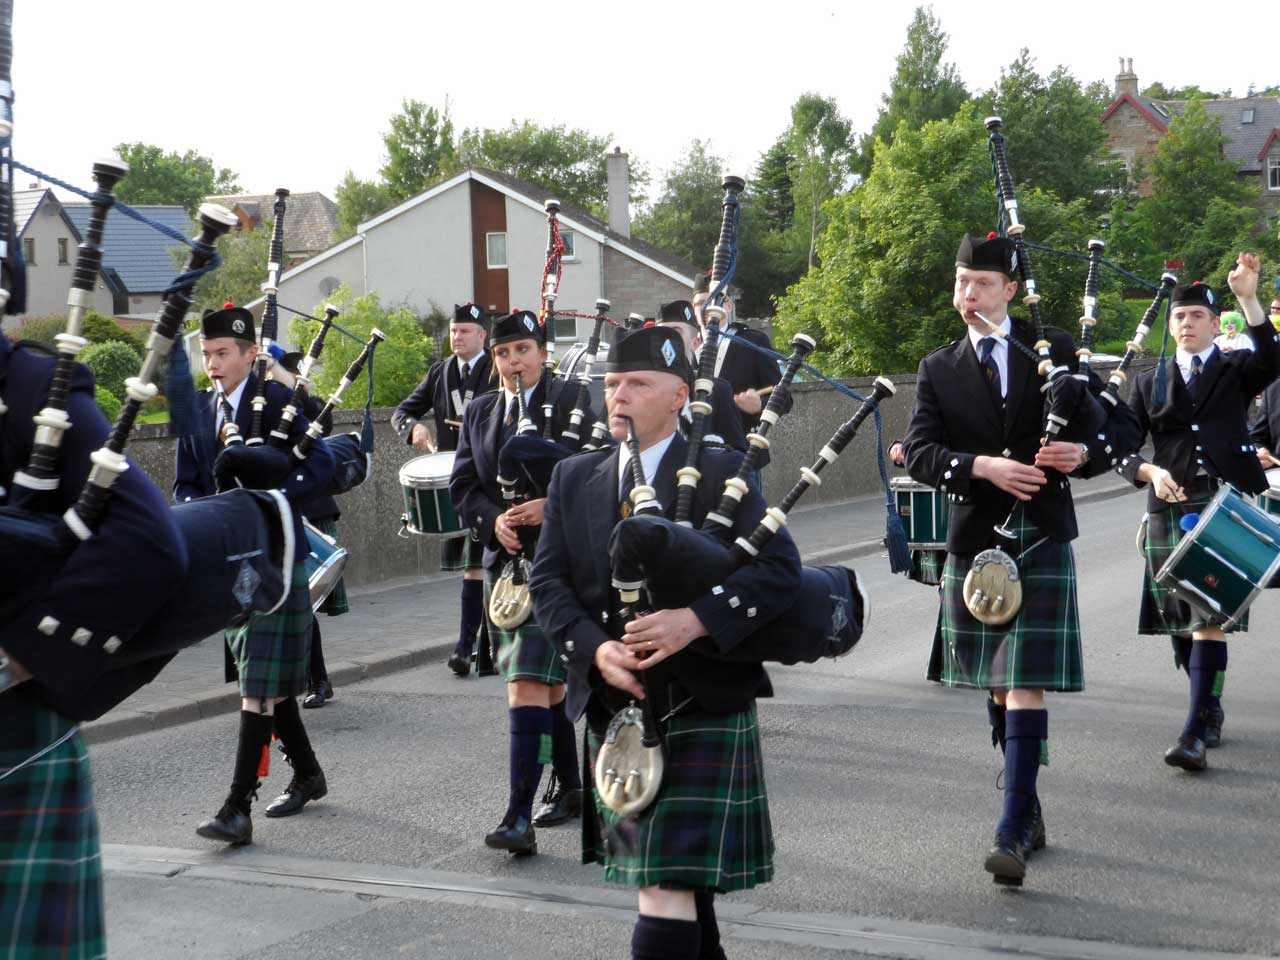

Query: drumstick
[757,385,775,398]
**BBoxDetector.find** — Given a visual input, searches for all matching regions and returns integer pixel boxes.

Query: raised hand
[1227,252,1260,302]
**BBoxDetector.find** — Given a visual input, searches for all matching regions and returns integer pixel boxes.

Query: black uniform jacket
[903,319,1142,554]
[1248,378,1280,454]
[683,376,750,454]
[713,323,791,432]
[1121,321,1280,512]
[0,335,188,715]
[392,352,495,453]
[172,372,334,510]
[296,392,339,523]
[449,373,591,571]
[529,434,802,722]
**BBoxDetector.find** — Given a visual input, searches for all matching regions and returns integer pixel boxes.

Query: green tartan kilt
[0,687,105,959]
[483,564,565,685]
[441,527,484,573]
[909,549,947,587]
[311,518,349,616]
[225,560,312,699]
[584,702,774,893]
[1138,485,1248,636]
[938,513,1084,692]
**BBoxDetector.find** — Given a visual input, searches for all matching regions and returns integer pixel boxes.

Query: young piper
[530,325,801,960]
[175,304,335,844]
[393,303,495,676]
[902,233,1141,886]
[1120,255,1279,770]
[449,310,592,850]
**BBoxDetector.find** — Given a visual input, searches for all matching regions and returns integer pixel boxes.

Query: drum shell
[891,476,949,548]
[399,453,466,539]
[303,519,348,612]
[1259,468,1280,518]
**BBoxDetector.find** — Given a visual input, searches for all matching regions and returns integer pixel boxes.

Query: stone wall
[602,247,691,321]
[1102,99,1166,195]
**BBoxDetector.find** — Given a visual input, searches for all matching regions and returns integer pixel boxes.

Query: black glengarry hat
[658,300,698,329]
[956,232,1018,278]
[453,302,488,328]
[490,309,544,347]
[605,326,692,383]
[201,302,256,343]
[1171,281,1221,315]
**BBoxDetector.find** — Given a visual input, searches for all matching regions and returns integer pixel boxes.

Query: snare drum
[399,453,466,539]
[304,519,349,613]
[1260,468,1280,517]
[891,476,949,548]
[1155,484,1280,628]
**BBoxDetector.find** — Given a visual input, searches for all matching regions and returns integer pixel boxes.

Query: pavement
[83,472,1134,744]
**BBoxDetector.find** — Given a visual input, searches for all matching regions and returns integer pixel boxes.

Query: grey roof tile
[13,188,52,235]
[1161,96,1280,171]
[207,191,338,255]
[63,203,191,294]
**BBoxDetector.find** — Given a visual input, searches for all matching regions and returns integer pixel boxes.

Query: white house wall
[364,181,473,316]
[503,197,602,340]
[17,203,115,320]
[276,240,365,327]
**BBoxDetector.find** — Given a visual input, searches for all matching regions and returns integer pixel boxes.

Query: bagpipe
[246,188,289,446]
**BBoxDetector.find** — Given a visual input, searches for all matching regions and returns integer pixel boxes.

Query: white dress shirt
[967,318,1011,398]
[1175,344,1217,384]
[501,382,538,422]
[618,430,676,498]
[214,378,248,433]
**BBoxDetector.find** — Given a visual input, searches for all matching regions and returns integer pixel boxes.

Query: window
[1242,108,1256,124]
[560,229,576,259]
[1270,156,1280,191]
[486,232,507,269]
[22,237,34,265]
[57,238,68,264]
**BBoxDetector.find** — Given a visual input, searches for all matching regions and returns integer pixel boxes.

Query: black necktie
[978,336,1001,399]
[460,360,470,381]
[618,456,636,521]
[218,396,234,432]
[1187,355,1203,401]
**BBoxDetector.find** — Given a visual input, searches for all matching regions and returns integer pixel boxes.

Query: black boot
[197,710,273,845]
[267,698,326,817]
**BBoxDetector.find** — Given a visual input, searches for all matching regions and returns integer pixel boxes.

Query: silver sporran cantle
[594,702,665,817]
[962,547,1023,626]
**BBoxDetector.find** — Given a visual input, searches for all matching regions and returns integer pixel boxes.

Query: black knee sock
[1171,634,1193,674]
[309,617,328,685]
[230,710,275,810]
[986,695,1007,753]
[996,709,1047,843]
[507,706,551,823]
[273,697,321,777]
[456,579,484,655]
[694,893,726,960]
[631,915,700,960]
[1183,640,1228,740]
[549,699,582,790]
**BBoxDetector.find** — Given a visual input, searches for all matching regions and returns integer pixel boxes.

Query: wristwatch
[1078,443,1090,466]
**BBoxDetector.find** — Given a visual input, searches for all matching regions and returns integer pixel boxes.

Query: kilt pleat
[441,528,484,573]
[225,560,312,699]
[910,549,946,587]
[938,513,1084,692]
[483,565,565,685]
[312,518,349,617]
[0,689,105,959]
[584,703,774,893]
[1139,487,1248,636]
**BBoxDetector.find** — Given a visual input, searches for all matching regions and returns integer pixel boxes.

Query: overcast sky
[11,0,1273,202]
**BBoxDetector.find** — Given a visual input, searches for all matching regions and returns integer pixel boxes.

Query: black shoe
[302,680,334,708]
[1203,705,1224,749]
[448,650,471,677]
[484,814,537,855]
[1164,734,1207,771]
[196,800,253,845]
[265,771,328,817]
[532,775,582,827]
[1020,798,1046,857]
[984,835,1026,886]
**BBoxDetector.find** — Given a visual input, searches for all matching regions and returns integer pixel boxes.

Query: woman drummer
[449,309,595,853]
[1119,254,1280,771]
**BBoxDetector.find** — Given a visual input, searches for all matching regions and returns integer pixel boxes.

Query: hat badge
[684,306,692,322]
[661,337,677,368]
[470,305,481,319]
[1206,289,1215,305]
[232,317,246,334]
[523,316,535,332]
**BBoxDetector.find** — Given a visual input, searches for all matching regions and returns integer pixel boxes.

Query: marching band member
[393,303,495,676]
[530,325,800,960]
[450,310,590,852]
[1120,256,1279,771]
[902,233,1141,886]
[1,330,188,956]
[176,304,336,845]
[654,299,748,453]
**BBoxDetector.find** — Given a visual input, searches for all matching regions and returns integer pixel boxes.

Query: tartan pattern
[225,561,313,698]
[483,565,566,685]
[584,704,774,893]
[938,512,1084,692]
[910,549,947,587]
[0,690,105,959]
[441,527,484,573]
[1139,487,1248,635]
[312,518,349,616]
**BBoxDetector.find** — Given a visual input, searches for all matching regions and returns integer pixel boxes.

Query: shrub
[80,341,139,402]
[80,311,145,357]
[10,314,65,350]
[94,385,121,422]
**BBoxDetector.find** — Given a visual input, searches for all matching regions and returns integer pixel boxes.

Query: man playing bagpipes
[449,309,594,852]
[902,233,1142,886]
[529,325,801,960]
[1119,256,1278,772]
[654,299,748,454]
[176,304,336,845]
[393,303,496,677]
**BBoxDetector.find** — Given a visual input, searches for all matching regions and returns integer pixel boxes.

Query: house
[1099,59,1280,215]
[254,151,702,343]
[1,188,189,330]
[207,191,338,265]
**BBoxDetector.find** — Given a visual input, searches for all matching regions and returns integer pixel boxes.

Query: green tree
[114,143,241,215]
[380,99,460,202]
[80,341,140,402]
[333,170,394,241]
[81,311,145,357]
[632,140,725,269]
[1146,99,1251,236]
[1141,82,1231,100]
[94,385,122,422]
[187,222,273,313]
[754,136,795,232]
[289,286,431,407]
[457,121,646,215]
[856,6,968,177]
[787,94,855,268]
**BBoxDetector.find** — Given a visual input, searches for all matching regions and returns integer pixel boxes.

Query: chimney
[1115,57,1138,98]
[606,146,630,238]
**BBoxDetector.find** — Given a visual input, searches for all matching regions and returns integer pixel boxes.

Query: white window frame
[22,237,34,265]
[57,238,69,264]
[1270,156,1280,192]
[560,229,577,261]
[486,232,507,269]
[1242,108,1256,124]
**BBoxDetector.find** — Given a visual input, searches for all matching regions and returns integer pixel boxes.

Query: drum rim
[399,452,458,487]
[308,545,349,611]
[889,476,934,491]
